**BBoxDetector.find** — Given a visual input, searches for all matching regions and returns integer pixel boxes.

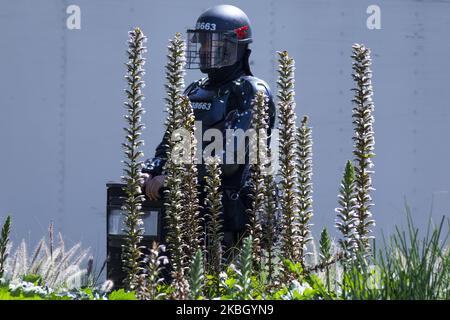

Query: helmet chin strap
[242,48,254,77]
[203,45,252,87]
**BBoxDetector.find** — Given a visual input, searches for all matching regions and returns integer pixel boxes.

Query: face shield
[186,29,239,70]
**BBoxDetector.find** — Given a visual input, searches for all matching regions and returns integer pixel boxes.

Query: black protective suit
[144,5,276,252]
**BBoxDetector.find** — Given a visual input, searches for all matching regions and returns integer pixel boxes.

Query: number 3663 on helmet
[186,4,253,71]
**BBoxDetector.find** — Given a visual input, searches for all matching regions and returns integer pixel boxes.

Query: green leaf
[22,274,44,286]
[108,289,137,300]
[224,277,237,288]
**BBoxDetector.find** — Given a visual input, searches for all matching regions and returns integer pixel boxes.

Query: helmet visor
[186,30,238,70]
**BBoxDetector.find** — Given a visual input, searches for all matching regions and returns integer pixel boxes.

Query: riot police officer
[142,4,276,257]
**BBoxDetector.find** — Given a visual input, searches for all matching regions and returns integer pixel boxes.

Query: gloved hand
[142,174,165,201]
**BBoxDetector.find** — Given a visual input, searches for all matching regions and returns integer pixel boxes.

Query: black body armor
[145,5,276,250]
[144,74,275,232]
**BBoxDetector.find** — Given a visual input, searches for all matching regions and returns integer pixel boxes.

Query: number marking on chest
[191,102,212,111]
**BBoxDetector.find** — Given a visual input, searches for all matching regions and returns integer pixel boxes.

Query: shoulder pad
[198,77,209,87]
[183,77,208,95]
[232,75,274,110]
[183,81,197,96]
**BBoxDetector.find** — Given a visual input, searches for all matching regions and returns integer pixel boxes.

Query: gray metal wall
[1,0,449,263]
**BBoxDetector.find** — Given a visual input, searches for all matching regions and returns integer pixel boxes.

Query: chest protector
[185,78,234,130]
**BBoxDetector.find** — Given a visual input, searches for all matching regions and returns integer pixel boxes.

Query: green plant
[204,156,224,277]
[3,231,90,291]
[262,174,277,282]
[1,283,47,300]
[162,32,190,299]
[296,115,314,264]
[335,160,358,259]
[0,215,11,280]
[121,27,147,291]
[108,288,138,300]
[179,96,202,267]
[143,242,168,300]
[268,260,335,300]
[375,206,449,299]
[235,236,254,299]
[351,43,376,253]
[218,237,258,300]
[276,51,299,263]
[246,90,271,269]
[340,204,449,300]
[319,228,332,291]
[188,249,205,299]
[83,255,108,289]
[340,245,380,300]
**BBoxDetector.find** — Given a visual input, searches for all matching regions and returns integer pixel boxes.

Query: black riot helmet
[186,4,253,73]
